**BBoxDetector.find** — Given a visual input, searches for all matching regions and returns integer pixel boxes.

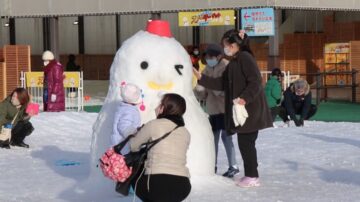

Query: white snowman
[89,20,215,184]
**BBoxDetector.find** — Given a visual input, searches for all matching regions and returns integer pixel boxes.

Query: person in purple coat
[110,83,142,154]
[42,51,65,112]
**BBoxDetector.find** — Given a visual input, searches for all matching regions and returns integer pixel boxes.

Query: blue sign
[241,8,275,36]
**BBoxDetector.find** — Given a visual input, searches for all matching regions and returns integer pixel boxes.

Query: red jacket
[43,60,65,112]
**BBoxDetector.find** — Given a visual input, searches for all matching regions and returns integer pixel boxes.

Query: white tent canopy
[1,0,360,18]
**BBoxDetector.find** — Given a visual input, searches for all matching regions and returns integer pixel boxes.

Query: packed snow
[1,112,359,202]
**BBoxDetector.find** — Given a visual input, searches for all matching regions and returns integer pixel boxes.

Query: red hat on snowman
[146,20,172,38]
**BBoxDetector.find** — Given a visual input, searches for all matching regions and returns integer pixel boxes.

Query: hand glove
[232,102,248,127]
[294,118,303,127]
[51,94,57,102]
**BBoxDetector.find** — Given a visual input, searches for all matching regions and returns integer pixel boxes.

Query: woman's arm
[197,70,226,91]
[238,52,262,104]
[0,102,7,126]
[130,121,153,152]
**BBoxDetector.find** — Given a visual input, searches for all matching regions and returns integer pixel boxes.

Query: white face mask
[193,50,199,55]
[43,61,50,66]
[224,47,232,56]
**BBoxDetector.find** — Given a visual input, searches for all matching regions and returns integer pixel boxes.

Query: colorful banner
[324,43,350,53]
[178,10,235,26]
[241,8,274,36]
[25,72,80,88]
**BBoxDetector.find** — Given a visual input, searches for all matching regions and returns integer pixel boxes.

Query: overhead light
[73,20,79,25]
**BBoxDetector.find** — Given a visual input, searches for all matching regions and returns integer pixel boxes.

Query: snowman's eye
[175,64,183,75]
[140,61,148,70]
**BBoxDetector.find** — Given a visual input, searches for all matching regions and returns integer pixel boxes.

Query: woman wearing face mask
[194,44,239,178]
[130,93,191,202]
[0,88,35,149]
[193,30,272,188]
[42,50,65,112]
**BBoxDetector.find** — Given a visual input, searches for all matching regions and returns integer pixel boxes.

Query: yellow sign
[63,72,80,88]
[25,72,80,88]
[179,10,235,27]
[26,72,44,87]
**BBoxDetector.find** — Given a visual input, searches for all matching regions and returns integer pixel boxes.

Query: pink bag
[26,103,40,115]
[99,147,132,182]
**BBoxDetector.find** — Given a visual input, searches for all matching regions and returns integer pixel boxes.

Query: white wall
[84,15,116,54]
[15,18,43,54]
[59,17,78,54]
[0,18,10,47]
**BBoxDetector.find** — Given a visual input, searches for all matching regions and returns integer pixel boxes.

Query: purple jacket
[111,102,141,154]
[43,60,65,112]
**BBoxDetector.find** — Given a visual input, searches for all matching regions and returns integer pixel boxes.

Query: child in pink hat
[110,82,143,154]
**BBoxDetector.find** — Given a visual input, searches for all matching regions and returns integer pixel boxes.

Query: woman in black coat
[193,30,272,187]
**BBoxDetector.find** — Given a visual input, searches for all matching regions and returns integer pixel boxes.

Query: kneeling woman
[0,88,34,149]
[130,93,191,202]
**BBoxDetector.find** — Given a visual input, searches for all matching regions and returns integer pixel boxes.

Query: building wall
[59,17,79,54]
[15,18,43,54]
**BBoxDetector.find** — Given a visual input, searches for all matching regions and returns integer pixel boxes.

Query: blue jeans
[214,129,237,168]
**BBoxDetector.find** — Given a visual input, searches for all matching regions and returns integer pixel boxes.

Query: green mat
[84,101,360,122]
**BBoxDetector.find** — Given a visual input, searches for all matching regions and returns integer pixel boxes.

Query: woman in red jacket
[42,51,65,112]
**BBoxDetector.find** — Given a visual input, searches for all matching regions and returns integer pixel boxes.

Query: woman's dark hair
[221,29,253,56]
[159,93,186,117]
[10,88,30,106]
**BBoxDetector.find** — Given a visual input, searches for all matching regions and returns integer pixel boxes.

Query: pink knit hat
[120,83,142,104]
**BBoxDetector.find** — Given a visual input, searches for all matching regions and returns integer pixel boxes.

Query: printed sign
[179,10,235,26]
[25,72,80,88]
[241,8,274,36]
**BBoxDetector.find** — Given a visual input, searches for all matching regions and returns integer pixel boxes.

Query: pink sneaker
[235,176,260,188]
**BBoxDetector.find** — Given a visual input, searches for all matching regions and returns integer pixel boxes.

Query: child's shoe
[235,176,260,188]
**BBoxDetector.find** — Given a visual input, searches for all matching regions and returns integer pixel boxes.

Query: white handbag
[232,103,248,127]
[0,111,19,142]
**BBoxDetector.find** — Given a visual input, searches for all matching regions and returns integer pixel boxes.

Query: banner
[178,10,235,26]
[25,72,80,88]
[63,72,80,88]
[241,8,274,36]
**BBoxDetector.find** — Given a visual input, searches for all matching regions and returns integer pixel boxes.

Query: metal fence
[20,71,84,112]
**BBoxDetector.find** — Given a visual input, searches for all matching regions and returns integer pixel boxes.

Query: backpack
[99,136,133,182]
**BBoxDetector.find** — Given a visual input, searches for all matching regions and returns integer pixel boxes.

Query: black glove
[294,118,303,127]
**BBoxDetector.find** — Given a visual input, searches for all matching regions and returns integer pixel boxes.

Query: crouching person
[130,93,191,202]
[279,79,317,127]
[0,88,34,149]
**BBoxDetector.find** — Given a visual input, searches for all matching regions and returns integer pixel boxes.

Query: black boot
[10,141,29,148]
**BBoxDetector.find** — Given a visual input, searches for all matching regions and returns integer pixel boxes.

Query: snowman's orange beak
[147,81,174,90]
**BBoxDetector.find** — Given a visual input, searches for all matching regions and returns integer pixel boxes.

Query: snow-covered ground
[1,112,359,202]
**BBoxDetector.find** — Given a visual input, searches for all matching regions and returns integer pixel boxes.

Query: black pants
[11,121,34,144]
[237,131,259,177]
[136,174,191,202]
[270,106,281,122]
[278,104,317,121]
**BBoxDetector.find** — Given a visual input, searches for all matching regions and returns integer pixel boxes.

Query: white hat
[42,51,54,61]
[120,83,142,104]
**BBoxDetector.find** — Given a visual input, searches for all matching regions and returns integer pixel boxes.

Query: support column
[268,9,281,71]
[9,18,15,45]
[151,13,161,20]
[49,17,60,60]
[43,17,51,51]
[115,14,121,50]
[78,16,85,54]
[192,26,200,47]
[42,17,60,60]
